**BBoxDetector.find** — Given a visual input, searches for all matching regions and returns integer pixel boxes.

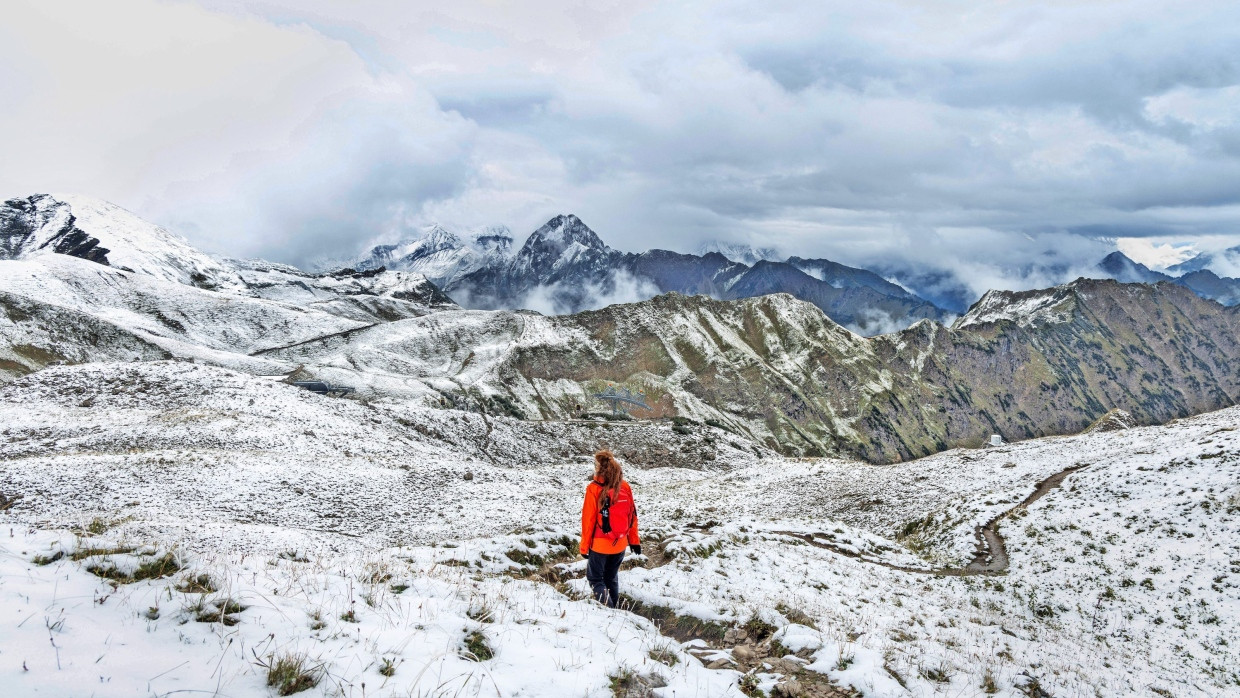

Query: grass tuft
[609,666,666,697]
[648,646,679,667]
[920,661,953,683]
[742,613,777,642]
[70,546,136,561]
[738,672,764,697]
[466,601,495,623]
[194,598,246,625]
[177,573,216,594]
[462,630,494,661]
[87,552,181,583]
[263,653,320,696]
[378,656,397,677]
[982,668,999,694]
[32,551,65,566]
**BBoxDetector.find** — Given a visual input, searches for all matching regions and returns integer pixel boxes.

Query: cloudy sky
[4,0,1240,285]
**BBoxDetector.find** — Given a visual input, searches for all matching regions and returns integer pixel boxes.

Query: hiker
[580,449,641,608]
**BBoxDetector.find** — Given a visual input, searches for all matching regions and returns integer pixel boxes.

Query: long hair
[594,450,623,505]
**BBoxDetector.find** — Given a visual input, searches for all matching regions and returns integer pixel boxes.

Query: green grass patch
[462,630,494,661]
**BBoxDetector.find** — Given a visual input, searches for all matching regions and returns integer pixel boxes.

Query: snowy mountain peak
[420,224,460,247]
[1097,251,1172,284]
[1,193,237,288]
[525,214,607,252]
[697,241,781,266]
[1168,244,1240,276]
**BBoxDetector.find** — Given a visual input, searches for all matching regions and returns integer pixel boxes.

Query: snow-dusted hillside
[0,195,457,380]
[1,194,241,287]
[1,360,1236,697]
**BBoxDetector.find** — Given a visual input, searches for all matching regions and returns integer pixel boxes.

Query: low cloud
[844,309,920,338]
[515,270,661,316]
[1117,238,1199,269]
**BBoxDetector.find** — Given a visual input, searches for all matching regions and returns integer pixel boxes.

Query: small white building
[989,434,1003,447]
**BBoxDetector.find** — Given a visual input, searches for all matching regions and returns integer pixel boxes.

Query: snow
[0,255,362,369]
[1,528,736,697]
[953,285,1077,329]
[1,360,1237,697]
[51,194,241,288]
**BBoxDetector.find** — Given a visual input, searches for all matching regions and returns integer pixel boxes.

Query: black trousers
[585,550,625,607]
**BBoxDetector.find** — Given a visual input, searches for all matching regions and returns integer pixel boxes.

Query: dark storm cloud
[3,0,1240,279]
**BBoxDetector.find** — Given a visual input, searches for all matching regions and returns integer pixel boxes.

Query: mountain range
[1097,250,1240,306]
[341,214,1240,331]
[3,194,1238,463]
[345,214,948,335]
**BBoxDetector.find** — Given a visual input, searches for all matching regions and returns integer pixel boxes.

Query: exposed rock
[732,644,756,662]
[1085,408,1137,433]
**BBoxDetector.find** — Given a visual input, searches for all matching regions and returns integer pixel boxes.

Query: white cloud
[1116,238,1199,269]
[515,270,661,316]
[3,0,1240,281]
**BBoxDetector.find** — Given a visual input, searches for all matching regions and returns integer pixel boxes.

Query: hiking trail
[777,464,1087,576]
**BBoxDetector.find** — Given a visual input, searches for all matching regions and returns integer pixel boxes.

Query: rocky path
[527,536,856,697]
[778,464,1087,577]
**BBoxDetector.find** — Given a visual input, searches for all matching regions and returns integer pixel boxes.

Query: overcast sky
[4,0,1240,283]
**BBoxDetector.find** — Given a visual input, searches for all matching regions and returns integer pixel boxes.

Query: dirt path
[248,322,381,356]
[525,537,856,697]
[777,464,1087,577]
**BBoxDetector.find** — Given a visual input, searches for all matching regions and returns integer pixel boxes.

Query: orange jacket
[580,479,640,555]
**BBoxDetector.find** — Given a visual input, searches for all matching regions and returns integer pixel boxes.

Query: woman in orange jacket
[580,450,640,608]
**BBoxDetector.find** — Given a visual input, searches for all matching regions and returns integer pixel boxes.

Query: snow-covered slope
[952,284,1079,330]
[3,197,1238,464]
[0,255,361,375]
[0,360,1236,697]
[0,253,457,380]
[0,194,456,323]
[1,194,241,287]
